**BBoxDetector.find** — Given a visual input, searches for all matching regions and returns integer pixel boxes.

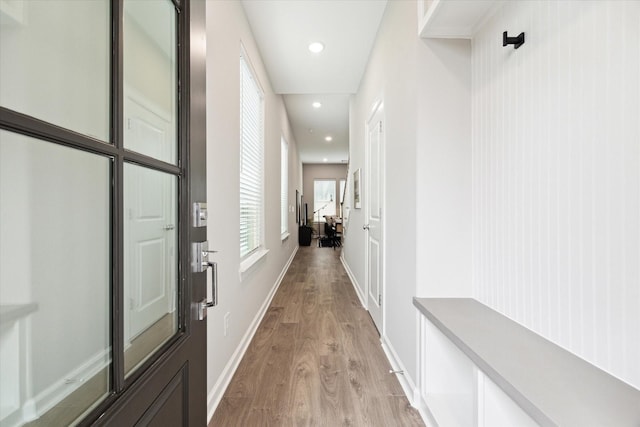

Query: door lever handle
[205,261,217,308]
[198,261,217,320]
[363,224,370,230]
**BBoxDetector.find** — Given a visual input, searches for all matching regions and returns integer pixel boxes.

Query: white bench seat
[413,298,640,426]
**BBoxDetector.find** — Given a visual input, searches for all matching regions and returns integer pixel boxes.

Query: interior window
[313,179,336,222]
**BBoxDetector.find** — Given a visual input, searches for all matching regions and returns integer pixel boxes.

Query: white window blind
[281,137,288,236]
[239,54,264,258]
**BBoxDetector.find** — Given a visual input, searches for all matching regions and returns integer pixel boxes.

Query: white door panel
[368,239,380,303]
[124,99,176,342]
[366,102,384,332]
[138,239,166,306]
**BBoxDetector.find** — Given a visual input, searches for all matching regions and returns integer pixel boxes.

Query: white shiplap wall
[472,0,640,389]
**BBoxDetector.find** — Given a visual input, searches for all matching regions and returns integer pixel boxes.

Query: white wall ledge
[418,0,504,39]
[0,303,37,323]
[413,297,640,426]
[239,248,269,279]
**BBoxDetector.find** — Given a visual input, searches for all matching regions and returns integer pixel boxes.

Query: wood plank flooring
[210,244,424,427]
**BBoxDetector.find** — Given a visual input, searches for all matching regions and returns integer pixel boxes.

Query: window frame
[239,47,265,261]
[313,179,337,222]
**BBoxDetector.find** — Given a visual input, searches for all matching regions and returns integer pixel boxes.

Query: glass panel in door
[0,130,111,426]
[0,0,110,141]
[123,0,177,164]
[123,163,178,377]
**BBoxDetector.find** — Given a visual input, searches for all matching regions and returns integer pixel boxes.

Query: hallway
[2,0,639,424]
[210,245,424,426]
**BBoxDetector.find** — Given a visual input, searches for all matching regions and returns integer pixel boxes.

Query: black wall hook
[503,31,525,49]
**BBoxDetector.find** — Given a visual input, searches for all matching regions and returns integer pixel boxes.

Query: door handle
[198,261,217,320]
[363,224,370,230]
[192,241,218,320]
[164,224,175,230]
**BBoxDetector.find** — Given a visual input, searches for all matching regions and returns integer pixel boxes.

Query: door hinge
[379,121,383,132]
[378,294,382,306]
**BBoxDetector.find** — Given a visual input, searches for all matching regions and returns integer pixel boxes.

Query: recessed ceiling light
[325,136,333,142]
[323,158,328,162]
[312,101,322,109]
[308,42,324,53]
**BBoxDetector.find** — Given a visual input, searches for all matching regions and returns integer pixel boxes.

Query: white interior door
[124,98,176,342]
[366,102,384,333]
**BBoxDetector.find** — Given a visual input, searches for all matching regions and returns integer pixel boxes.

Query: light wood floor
[210,243,424,427]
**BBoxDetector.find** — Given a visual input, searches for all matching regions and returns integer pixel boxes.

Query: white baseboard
[206,246,298,422]
[341,254,424,422]
[339,254,366,308]
[380,335,419,408]
[416,393,438,427]
[27,349,109,422]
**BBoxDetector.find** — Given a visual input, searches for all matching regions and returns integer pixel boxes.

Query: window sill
[239,248,269,279]
[281,232,290,242]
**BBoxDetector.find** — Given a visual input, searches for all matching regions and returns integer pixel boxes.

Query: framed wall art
[353,168,361,209]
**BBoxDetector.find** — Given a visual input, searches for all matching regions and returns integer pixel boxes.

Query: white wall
[204,0,302,419]
[472,0,640,389]
[348,0,639,400]
[343,0,471,393]
[416,36,471,298]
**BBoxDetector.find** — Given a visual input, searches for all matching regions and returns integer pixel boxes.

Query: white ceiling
[241,0,388,164]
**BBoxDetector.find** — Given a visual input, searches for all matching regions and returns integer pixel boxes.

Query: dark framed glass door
[0,0,207,425]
